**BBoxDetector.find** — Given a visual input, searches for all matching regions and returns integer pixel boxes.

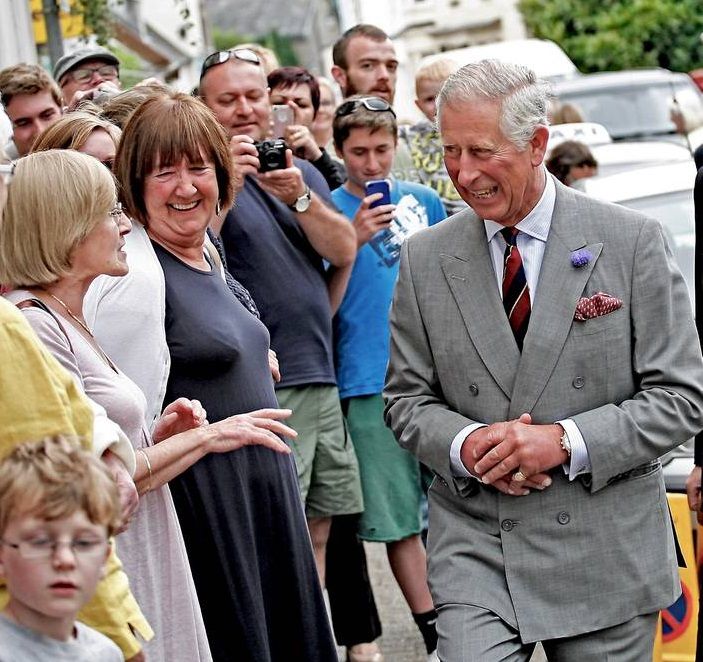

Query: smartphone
[365,179,392,208]
[272,104,294,139]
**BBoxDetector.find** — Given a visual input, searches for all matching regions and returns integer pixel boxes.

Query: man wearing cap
[54,47,121,109]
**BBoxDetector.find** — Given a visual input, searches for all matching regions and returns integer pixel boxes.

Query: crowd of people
[0,24,448,662]
[0,21,701,662]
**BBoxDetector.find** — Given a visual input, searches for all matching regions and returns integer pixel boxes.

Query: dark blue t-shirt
[220,158,336,388]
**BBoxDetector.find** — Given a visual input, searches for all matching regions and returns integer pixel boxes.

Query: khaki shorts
[277,384,363,519]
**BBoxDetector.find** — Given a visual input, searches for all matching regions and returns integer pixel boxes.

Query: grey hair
[436,59,552,150]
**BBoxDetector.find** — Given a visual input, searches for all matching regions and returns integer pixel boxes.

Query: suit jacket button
[469,383,479,396]
[557,511,570,525]
[572,376,585,389]
[501,519,515,532]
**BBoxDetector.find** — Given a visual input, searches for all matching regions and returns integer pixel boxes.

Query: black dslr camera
[255,139,287,172]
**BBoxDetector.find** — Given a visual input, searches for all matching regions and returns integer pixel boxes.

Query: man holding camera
[198,49,363,591]
[53,46,122,110]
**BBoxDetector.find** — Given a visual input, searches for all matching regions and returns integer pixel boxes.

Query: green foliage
[519,0,703,73]
[72,0,115,45]
[107,44,146,88]
[212,27,299,67]
[71,0,195,47]
[212,27,252,52]
[261,30,298,67]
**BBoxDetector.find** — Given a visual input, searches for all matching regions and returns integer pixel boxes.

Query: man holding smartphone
[329,95,446,662]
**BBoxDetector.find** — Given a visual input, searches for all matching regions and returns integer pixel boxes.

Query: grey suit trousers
[437,604,658,662]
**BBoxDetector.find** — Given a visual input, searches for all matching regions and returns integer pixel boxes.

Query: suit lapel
[508,186,603,417]
[440,213,519,399]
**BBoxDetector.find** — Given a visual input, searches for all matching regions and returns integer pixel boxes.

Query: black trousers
[326,513,382,647]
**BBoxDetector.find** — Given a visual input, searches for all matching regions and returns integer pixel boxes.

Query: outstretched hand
[206,408,296,455]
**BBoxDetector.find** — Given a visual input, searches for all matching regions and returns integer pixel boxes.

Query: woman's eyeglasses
[108,202,123,219]
[201,48,261,79]
[335,97,396,118]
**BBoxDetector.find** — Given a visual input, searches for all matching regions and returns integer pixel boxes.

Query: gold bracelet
[137,448,152,493]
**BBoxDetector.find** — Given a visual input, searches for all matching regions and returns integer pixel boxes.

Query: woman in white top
[0,150,295,661]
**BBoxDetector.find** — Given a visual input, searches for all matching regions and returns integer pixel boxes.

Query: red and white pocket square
[574,292,623,321]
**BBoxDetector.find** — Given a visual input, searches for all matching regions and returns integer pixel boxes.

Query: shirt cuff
[557,418,590,480]
[450,423,487,477]
[89,398,136,475]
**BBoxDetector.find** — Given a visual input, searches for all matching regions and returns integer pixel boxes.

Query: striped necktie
[501,227,531,351]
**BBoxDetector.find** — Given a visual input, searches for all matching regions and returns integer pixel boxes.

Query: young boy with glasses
[329,95,447,662]
[0,437,122,661]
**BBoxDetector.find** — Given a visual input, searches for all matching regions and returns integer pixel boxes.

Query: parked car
[579,159,699,491]
[553,69,703,149]
[548,122,693,177]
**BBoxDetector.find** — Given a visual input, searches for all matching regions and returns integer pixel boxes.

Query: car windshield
[560,82,701,140]
[619,190,695,307]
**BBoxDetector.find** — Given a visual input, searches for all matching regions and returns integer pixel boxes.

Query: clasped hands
[460,413,568,496]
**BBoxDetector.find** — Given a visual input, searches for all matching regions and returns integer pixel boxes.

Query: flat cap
[53,47,119,83]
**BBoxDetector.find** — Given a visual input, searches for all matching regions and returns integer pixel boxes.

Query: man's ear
[334,141,344,160]
[413,98,423,114]
[331,66,347,94]
[530,125,550,166]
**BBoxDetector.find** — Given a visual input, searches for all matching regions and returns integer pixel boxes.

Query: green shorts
[344,394,423,543]
[277,384,363,519]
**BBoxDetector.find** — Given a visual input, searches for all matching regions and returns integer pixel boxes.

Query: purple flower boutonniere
[571,249,592,268]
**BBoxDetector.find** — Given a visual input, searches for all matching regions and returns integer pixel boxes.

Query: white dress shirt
[449,173,591,481]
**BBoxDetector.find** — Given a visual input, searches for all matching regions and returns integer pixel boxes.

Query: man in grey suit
[383,59,703,661]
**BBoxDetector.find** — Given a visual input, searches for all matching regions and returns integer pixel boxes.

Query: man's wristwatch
[288,186,311,213]
[559,427,572,457]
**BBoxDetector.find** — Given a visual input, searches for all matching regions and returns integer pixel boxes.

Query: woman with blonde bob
[1,149,296,662]
[32,110,171,429]
[112,91,336,661]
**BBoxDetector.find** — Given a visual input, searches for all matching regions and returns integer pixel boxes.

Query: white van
[420,38,579,82]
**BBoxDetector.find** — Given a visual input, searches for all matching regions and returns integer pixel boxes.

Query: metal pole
[41,0,64,67]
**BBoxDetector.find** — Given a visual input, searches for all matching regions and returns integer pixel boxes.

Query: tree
[212,27,299,68]
[519,0,703,73]
[71,0,196,47]
[72,0,114,45]
[212,28,251,52]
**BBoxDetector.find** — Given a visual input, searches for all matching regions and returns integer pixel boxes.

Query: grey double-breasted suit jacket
[384,179,703,642]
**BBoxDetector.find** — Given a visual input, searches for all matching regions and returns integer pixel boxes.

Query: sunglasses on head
[335,97,396,118]
[200,48,261,79]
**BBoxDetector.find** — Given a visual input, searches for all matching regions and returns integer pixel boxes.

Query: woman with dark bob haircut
[113,92,337,661]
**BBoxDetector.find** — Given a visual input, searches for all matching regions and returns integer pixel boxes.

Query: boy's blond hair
[414,58,459,95]
[0,437,121,538]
